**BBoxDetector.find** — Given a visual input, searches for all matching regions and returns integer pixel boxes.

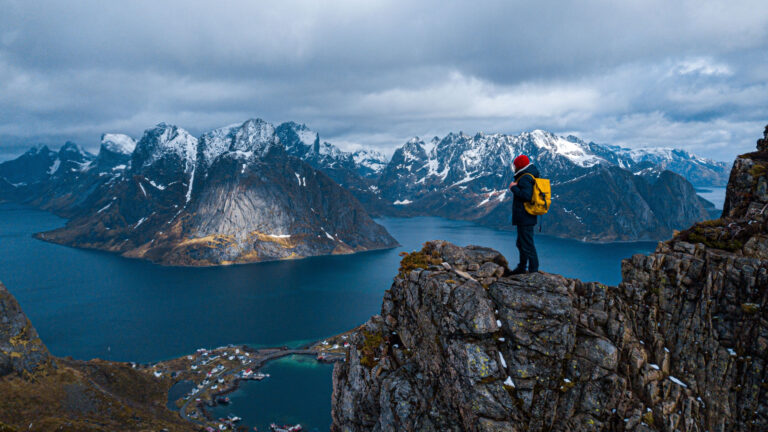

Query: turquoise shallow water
[209,355,334,431]
[0,203,656,429]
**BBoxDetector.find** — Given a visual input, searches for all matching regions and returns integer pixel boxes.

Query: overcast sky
[1,0,766,161]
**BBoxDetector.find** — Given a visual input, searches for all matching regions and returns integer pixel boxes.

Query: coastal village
[140,329,357,431]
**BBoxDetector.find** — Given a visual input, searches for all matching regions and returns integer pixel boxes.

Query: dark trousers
[515,225,539,272]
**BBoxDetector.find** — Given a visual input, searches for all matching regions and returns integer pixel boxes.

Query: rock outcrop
[331,126,768,431]
[0,282,52,377]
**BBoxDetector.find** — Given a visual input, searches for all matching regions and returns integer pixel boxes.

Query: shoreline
[156,329,356,430]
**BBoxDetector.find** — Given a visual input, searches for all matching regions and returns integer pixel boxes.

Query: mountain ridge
[1,120,726,249]
[27,120,397,266]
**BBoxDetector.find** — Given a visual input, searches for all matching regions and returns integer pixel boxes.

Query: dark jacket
[509,164,540,226]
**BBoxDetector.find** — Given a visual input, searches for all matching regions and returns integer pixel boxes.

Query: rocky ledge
[331,126,768,431]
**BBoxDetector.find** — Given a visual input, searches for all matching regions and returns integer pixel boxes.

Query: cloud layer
[1,0,767,161]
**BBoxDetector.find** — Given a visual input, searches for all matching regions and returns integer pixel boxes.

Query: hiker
[508,154,540,274]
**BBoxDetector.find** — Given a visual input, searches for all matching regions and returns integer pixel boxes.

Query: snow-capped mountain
[0,118,726,243]
[132,123,198,176]
[91,134,136,172]
[598,145,731,186]
[370,129,717,240]
[0,142,105,215]
[0,146,59,186]
[275,122,391,179]
[352,148,389,179]
[272,121,394,214]
[32,120,396,265]
[276,122,354,170]
[377,130,617,205]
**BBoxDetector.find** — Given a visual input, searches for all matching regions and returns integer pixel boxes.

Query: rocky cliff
[0,282,52,378]
[331,126,768,431]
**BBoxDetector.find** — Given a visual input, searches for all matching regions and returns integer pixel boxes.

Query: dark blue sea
[0,204,658,430]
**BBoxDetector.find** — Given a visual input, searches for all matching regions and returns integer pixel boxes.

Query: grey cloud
[0,0,767,162]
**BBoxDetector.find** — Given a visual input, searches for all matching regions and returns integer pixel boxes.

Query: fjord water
[0,203,657,430]
[696,186,727,210]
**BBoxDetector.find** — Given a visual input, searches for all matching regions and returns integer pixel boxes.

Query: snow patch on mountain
[101,134,136,155]
[352,149,388,174]
[199,124,239,168]
[47,159,61,175]
[298,129,319,148]
[529,130,605,167]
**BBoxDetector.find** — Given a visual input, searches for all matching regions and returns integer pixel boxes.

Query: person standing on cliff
[508,155,540,274]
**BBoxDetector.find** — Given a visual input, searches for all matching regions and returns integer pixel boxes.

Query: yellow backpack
[521,173,551,216]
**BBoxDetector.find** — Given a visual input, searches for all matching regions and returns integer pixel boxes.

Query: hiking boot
[510,267,527,275]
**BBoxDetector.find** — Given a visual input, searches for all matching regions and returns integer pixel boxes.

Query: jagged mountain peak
[524,129,606,167]
[280,120,315,136]
[352,148,389,179]
[58,141,92,162]
[198,122,241,167]
[132,123,198,173]
[90,134,136,172]
[275,121,321,154]
[401,137,427,152]
[352,148,387,164]
[231,118,279,155]
[199,119,281,169]
[24,145,54,156]
[395,138,428,165]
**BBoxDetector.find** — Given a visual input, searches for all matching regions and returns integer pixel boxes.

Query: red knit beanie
[513,155,530,172]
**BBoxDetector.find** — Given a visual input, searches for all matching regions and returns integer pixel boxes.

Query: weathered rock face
[0,282,51,377]
[331,126,768,431]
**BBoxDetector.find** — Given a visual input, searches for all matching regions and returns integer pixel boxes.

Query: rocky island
[331,126,768,431]
[25,119,397,266]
